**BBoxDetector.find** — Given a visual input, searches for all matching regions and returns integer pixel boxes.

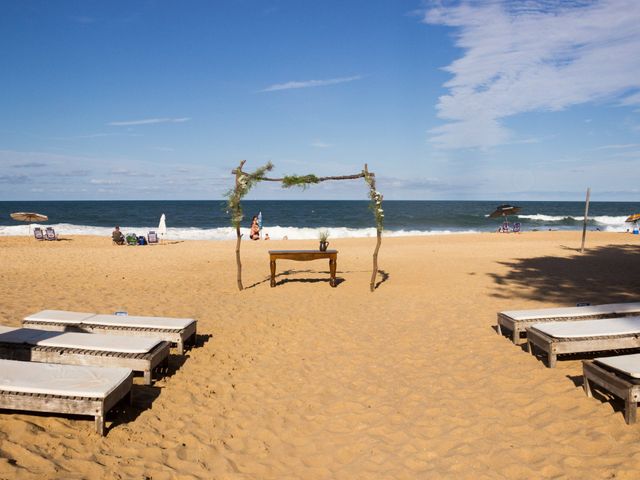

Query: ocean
[0,200,638,240]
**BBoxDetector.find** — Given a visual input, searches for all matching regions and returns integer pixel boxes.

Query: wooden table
[269,250,338,287]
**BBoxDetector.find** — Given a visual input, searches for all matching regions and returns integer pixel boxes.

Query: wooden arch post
[227,161,384,292]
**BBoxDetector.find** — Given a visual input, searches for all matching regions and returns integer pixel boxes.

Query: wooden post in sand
[580,187,591,253]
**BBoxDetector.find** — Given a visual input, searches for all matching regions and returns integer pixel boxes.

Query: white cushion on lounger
[531,316,640,339]
[595,353,640,379]
[0,326,161,354]
[0,359,131,398]
[36,332,161,353]
[24,310,96,324]
[501,302,640,321]
[88,314,196,330]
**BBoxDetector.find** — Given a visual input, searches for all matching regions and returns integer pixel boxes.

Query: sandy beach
[1,231,640,479]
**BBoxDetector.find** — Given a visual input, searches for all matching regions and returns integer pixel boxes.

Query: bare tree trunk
[232,160,247,291]
[235,225,243,290]
[370,229,382,292]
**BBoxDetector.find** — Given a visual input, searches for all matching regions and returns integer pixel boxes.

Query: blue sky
[1,0,639,201]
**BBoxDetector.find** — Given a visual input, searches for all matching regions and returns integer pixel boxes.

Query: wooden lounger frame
[526,326,640,368]
[22,320,197,354]
[0,341,170,385]
[0,372,133,435]
[498,311,639,344]
[583,360,640,425]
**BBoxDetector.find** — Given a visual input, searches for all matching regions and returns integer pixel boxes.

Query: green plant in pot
[318,230,330,251]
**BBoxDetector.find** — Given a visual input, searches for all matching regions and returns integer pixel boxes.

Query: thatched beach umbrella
[10,212,48,234]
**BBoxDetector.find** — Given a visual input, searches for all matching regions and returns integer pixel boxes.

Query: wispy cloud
[108,117,191,126]
[70,16,95,24]
[10,162,47,168]
[595,143,640,150]
[90,178,121,185]
[52,132,143,140]
[111,168,154,177]
[311,140,333,148]
[0,174,30,184]
[261,75,362,92]
[423,0,640,149]
[51,170,90,177]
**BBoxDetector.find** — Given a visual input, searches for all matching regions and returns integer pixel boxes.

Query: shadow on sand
[489,244,640,303]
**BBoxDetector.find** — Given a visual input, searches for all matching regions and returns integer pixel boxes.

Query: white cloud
[108,117,191,126]
[261,75,362,92]
[424,0,640,149]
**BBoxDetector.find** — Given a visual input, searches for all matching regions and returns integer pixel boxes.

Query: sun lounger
[45,227,57,240]
[148,231,158,244]
[497,302,640,344]
[0,326,170,385]
[583,354,640,424]
[0,359,133,435]
[23,310,197,354]
[33,227,44,240]
[526,316,640,368]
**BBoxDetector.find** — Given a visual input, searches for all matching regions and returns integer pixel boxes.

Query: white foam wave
[0,223,481,240]
[518,214,574,222]
[519,214,630,230]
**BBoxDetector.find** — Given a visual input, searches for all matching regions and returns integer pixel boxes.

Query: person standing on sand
[249,215,260,240]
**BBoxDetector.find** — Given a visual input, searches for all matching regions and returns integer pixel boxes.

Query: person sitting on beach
[249,216,260,240]
[264,233,270,240]
[112,226,125,245]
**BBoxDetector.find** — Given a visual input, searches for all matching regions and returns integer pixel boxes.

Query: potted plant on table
[318,230,330,251]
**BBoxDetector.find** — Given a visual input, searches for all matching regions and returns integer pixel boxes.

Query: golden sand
[1,231,640,479]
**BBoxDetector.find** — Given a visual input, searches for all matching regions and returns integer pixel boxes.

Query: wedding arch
[227,160,384,292]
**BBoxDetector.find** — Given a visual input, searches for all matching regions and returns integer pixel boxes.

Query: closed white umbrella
[158,213,167,241]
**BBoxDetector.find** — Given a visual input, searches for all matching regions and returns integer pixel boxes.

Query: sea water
[0,200,638,240]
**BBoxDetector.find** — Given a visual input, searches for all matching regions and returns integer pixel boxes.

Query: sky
[1,0,639,201]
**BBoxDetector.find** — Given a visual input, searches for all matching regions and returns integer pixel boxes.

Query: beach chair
[512,222,521,233]
[0,359,133,435]
[526,316,640,368]
[23,310,197,354]
[45,227,57,240]
[147,231,159,244]
[497,302,640,344]
[33,227,45,240]
[126,234,138,246]
[583,353,640,424]
[0,326,170,385]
